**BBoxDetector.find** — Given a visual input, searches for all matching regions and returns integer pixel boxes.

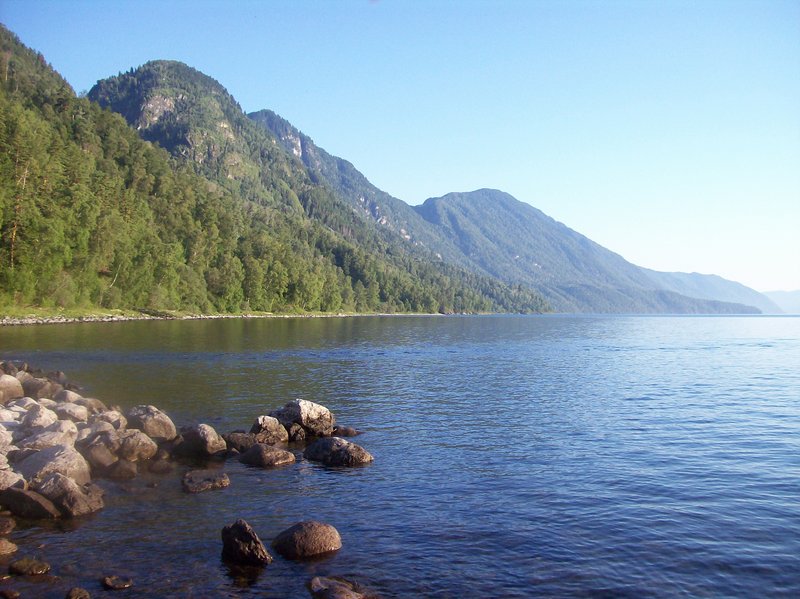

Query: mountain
[250,112,763,315]
[642,270,781,314]
[764,290,800,314]
[0,26,548,314]
[86,59,549,314]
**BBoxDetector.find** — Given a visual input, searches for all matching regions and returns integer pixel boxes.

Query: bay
[1,315,799,597]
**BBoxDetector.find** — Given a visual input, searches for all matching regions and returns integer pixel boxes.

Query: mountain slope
[86,59,550,314]
[642,270,781,314]
[413,190,759,314]
[764,290,800,314]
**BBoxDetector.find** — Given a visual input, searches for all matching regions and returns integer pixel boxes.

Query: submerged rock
[303,437,374,467]
[271,520,342,560]
[0,538,17,556]
[9,556,51,576]
[221,519,272,566]
[65,588,91,599]
[239,444,295,468]
[102,575,133,590]
[182,469,230,494]
[309,576,371,599]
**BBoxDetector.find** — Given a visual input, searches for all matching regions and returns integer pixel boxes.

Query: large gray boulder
[55,402,89,423]
[177,424,227,457]
[0,469,24,491]
[0,375,23,405]
[91,409,127,430]
[238,444,295,468]
[21,377,62,400]
[269,399,335,438]
[117,429,158,461]
[221,519,272,566]
[19,419,79,450]
[16,444,92,485]
[303,437,374,467]
[126,405,177,442]
[21,404,59,431]
[223,432,258,454]
[33,472,104,517]
[53,388,82,404]
[0,487,61,519]
[271,521,342,559]
[249,415,289,445]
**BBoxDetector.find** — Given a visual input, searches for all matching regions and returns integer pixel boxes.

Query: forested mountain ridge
[251,110,767,314]
[0,26,550,314]
[412,190,760,314]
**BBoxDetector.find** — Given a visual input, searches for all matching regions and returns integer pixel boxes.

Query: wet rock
[79,436,119,471]
[16,444,92,485]
[182,469,230,494]
[21,404,58,431]
[272,520,342,559]
[309,576,371,599]
[66,588,91,599]
[126,405,177,442]
[286,422,306,443]
[0,538,17,555]
[224,431,257,453]
[148,459,173,474]
[0,590,20,599]
[22,377,62,400]
[117,429,158,461]
[249,415,289,445]
[55,403,89,423]
[9,556,51,576]
[239,444,295,468]
[303,437,374,467]
[0,487,61,519]
[221,519,272,566]
[0,375,23,405]
[101,575,133,590]
[0,516,16,535]
[332,425,361,437]
[270,399,335,437]
[176,424,227,457]
[33,472,104,517]
[104,459,137,480]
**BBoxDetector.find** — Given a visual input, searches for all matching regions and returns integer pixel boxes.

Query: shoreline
[0,310,450,327]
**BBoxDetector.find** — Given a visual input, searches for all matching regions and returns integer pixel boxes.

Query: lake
[1,315,799,597]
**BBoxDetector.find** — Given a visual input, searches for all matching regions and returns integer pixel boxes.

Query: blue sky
[2,0,799,291]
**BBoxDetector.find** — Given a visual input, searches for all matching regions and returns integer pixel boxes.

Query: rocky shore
[0,361,378,598]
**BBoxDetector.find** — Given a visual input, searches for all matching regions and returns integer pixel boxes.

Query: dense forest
[0,26,550,315]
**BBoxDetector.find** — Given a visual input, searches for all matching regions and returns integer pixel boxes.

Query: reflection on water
[1,315,799,597]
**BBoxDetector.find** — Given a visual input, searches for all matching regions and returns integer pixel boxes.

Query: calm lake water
[1,315,799,598]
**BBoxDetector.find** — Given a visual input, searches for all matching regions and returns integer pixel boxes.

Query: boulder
[9,556,51,576]
[177,424,227,457]
[221,519,272,566]
[74,397,107,414]
[21,377,62,400]
[79,435,119,471]
[239,444,295,468]
[0,487,61,519]
[20,419,78,450]
[21,404,58,431]
[309,576,370,599]
[55,403,89,423]
[0,470,22,491]
[182,469,230,494]
[332,425,361,437]
[148,459,173,474]
[33,472,104,517]
[286,423,306,443]
[223,432,257,454]
[0,539,17,556]
[117,429,158,462]
[0,375,23,405]
[270,399,335,437]
[271,521,342,559]
[16,444,92,485]
[66,588,91,599]
[102,576,133,590]
[249,415,289,445]
[126,405,177,442]
[53,389,82,403]
[0,517,16,535]
[91,409,127,430]
[303,437,374,467]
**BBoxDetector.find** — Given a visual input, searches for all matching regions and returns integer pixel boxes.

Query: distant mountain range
[764,290,800,314]
[0,24,777,315]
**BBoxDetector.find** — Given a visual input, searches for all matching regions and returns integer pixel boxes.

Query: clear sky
[2,0,799,291]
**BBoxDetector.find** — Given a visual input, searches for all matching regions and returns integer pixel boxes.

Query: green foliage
[0,26,550,315]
